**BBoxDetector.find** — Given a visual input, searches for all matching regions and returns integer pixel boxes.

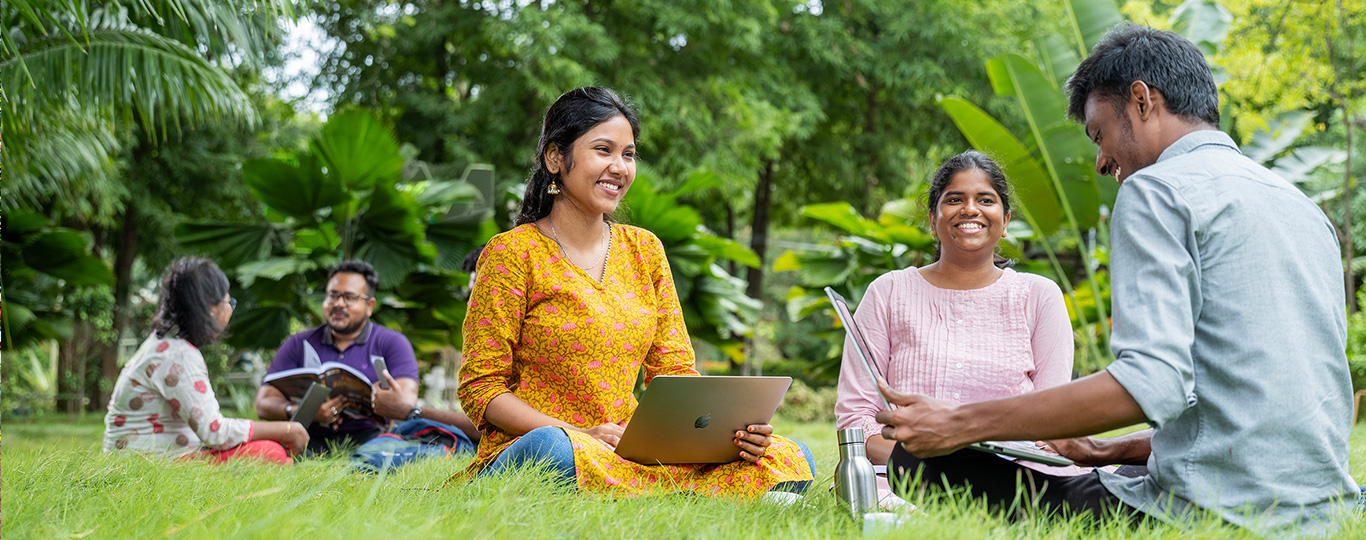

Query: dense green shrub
[777,379,839,423]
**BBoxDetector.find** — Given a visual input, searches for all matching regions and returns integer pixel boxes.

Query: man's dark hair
[461,244,485,274]
[153,257,231,348]
[328,260,379,296]
[1066,22,1219,127]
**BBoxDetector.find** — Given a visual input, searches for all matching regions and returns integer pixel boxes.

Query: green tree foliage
[2,0,298,195]
[768,0,1053,218]
[3,0,306,410]
[177,109,490,352]
[622,167,763,361]
[1,210,114,350]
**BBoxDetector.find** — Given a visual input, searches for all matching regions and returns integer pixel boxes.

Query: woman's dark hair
[925,150,1014,269]
[152,257,231,348]
[514,87,641,226]
[1066,22,1219,127]
[328,259,379,296]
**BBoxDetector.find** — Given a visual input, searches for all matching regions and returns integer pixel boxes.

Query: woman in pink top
[103,257,309,464]
[835,150,1076,473]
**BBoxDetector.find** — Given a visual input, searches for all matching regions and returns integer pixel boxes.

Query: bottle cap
[837,427,865,445]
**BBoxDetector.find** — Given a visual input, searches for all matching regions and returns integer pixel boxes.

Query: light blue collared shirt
[1098,130,1354,538]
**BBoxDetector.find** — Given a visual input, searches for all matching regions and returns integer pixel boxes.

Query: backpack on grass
[350,418,474,473]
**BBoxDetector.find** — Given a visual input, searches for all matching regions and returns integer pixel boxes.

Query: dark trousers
[888,444,1148,524]
[305,425,383,457]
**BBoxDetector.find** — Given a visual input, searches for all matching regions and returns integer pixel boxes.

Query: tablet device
[615,375,791,464]
[823,287,1074,468]
[291,381,331,425]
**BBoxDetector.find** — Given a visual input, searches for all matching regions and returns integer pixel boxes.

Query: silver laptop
[824,287,1074,467]
[615,375,792,465]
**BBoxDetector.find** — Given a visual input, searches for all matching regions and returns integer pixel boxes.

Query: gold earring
[547,177,561,195]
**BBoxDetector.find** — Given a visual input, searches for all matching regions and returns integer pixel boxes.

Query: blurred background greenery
[4,0,1363,418]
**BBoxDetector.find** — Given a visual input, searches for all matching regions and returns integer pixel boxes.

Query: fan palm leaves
[1,0,299,206]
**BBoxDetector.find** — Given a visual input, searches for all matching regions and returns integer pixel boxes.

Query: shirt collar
[1155,130,1240,164]
[321,318,372,348]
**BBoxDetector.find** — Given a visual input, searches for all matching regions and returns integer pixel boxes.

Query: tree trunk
[725,201,737,276]
[1344,104,1356,312]
[1329,0,1358,312]
[58,320,94,415]
[861,87,880,215]
[97,200,140,409]
[742,160,775,377]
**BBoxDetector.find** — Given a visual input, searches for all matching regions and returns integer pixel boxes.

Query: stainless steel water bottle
[835,427,879,517]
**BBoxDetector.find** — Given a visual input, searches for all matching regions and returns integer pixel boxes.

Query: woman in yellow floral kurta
[455,87,813,496]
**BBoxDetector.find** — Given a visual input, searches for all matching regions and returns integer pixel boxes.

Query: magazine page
[264,371,323,400]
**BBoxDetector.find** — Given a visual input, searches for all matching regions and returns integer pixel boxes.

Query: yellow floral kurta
[455,224,811,496]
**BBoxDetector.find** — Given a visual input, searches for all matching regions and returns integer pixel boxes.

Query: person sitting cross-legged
[256,260,475,456]
[875,23,1356,538]
[453,87,814,495]
[104,257,308,464]
[836,150,1095,504]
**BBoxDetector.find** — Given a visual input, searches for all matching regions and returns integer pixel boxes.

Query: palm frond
[1,105,128,215]
[2,26,258,139]
[122,0,298,67]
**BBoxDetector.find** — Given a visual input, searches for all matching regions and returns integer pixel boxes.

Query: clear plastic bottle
[834,427,879,517]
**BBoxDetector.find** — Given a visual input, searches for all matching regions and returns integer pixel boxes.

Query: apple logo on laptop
[694,413,711,429]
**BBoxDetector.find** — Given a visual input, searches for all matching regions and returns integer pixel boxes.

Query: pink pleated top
[835,267,1083,474]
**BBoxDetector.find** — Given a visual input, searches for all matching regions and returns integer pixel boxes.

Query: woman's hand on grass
[576,423,624,449]
[735,424,774,463]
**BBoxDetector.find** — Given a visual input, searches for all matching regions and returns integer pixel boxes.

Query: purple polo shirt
[266,319,419,431]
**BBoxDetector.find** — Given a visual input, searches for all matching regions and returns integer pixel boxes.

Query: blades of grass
[229,467,352,539]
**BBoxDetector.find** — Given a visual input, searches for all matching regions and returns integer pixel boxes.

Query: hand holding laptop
[872,378,965,458]
[824,287,1073,467]
[574,422,625,449]
[733,424,774,463]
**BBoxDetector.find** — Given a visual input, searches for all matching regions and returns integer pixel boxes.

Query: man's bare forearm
[952,371,1149,446]
[255,385,292,420]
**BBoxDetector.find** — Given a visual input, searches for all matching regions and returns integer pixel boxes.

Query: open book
[264,362,382,423]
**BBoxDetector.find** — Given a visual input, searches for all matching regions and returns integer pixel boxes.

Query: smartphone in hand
[371,356,390,390]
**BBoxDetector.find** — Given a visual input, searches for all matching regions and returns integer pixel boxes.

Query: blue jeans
[483,427,817,493]
[485,426,577,485]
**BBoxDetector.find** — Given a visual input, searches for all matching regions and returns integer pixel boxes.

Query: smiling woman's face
[931,167,1010,259]
[548,115,636,216]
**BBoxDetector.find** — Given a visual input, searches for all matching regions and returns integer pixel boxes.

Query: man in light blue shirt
[875,23,1354,537]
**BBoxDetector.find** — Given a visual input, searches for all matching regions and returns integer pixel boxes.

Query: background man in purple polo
[255,260,421,455]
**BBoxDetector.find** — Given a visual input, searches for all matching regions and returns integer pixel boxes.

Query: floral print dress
[103,335,253,457]
[456,224,811,496]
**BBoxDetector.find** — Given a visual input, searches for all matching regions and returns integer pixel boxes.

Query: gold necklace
[550,219,612,275]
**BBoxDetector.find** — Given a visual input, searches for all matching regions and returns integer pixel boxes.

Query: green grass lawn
[5,416,1366,539]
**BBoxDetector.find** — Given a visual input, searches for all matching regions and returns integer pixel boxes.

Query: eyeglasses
[325,290,372,305]
[228,297,238,310]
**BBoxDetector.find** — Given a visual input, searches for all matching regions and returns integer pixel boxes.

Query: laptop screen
[824,287,893,409]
